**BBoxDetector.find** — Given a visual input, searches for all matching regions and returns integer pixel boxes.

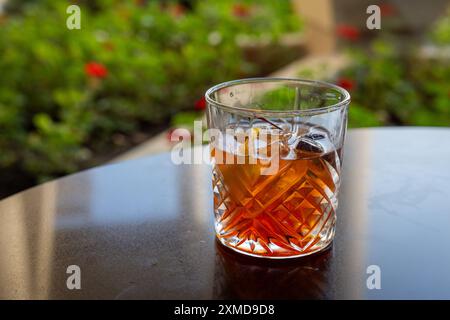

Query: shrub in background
[0,0,301,188]
[339,39,449,128]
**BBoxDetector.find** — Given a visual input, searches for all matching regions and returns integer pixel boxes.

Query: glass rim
[205,77,351,116]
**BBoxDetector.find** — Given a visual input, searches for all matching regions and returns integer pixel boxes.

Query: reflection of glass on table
[213,240,334,299]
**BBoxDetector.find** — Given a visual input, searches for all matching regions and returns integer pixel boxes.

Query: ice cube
[305,133,325,140]
[295,137,324,154]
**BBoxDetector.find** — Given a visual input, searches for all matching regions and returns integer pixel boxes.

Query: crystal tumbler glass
[205,78,350,258]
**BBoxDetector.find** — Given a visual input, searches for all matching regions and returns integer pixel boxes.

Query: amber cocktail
[206,78,350,258]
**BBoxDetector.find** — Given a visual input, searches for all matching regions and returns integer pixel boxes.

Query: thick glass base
[215,221,335,259]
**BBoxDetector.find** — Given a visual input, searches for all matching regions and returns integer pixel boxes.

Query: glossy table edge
[1,127,450,299]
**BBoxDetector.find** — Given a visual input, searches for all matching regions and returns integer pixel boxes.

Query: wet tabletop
[0,128,450,299]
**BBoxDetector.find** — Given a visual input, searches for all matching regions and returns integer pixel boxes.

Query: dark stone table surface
[1,128,449,299]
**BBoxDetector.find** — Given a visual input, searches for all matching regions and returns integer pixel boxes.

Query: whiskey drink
[212,125,341,258]
[206,78,349,258]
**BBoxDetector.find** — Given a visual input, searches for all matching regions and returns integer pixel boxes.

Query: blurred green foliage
[340,38,449,128]
[430,8,450,46]
[0,0,301,184]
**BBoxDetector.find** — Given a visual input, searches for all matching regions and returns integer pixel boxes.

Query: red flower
[169,4,186,18]
[195,96,206,111]
[85,62,108,78]
[336,24,360,41]
[232,4,251,18]
[337,78,355,91]
[380,3,397,17]
[167,128,192,142]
